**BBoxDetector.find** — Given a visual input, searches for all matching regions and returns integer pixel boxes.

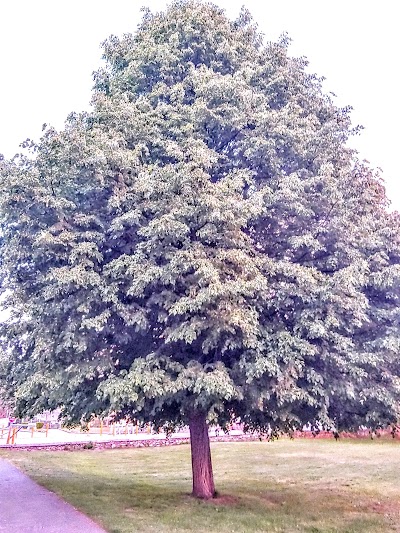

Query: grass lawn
[1,438,400,532]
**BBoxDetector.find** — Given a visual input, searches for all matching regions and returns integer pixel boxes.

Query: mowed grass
[2,438,400,532]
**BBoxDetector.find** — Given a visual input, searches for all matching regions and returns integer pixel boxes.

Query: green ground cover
[2,439,400,532]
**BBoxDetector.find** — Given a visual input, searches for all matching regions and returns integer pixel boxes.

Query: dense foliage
[1,1,399,438]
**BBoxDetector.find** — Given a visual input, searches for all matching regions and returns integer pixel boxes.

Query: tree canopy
[1,0,399,498]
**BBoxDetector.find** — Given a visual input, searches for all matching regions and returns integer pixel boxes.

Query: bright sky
[1,0,398,210]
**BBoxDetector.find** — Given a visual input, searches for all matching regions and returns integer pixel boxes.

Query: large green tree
[1,1,399,499]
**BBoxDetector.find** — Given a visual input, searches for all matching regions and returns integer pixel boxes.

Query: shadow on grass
[30,471,395,533]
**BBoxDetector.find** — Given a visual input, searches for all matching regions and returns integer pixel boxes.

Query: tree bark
[189,410,216,499]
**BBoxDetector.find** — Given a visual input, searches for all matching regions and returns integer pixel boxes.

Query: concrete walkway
[0,459,107,532]
[0,427,191,447]
[1,427,241,447]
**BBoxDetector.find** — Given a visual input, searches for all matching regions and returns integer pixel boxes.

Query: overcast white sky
[1,0,398,209]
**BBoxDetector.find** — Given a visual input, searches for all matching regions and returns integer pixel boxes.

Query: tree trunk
[188,410,216,499]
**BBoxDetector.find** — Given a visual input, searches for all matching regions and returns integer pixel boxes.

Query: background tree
[1,1,399,499]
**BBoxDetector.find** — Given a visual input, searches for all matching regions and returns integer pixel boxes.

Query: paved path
[1,427,241,447]
[0,427,191,447]
[0,459,107,532]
